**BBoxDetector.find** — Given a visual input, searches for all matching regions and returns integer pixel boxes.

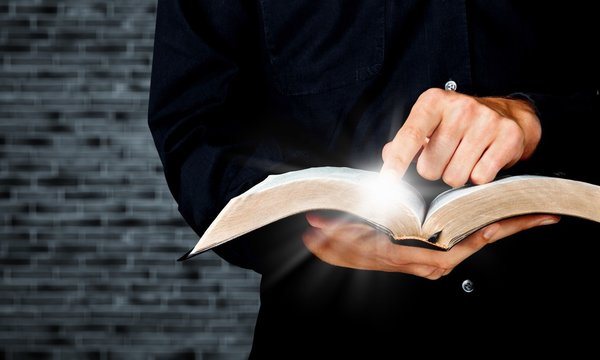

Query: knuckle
[427,268,446,280]
[387,153,411,171]
[416,158,440,181]
[471,155,504,184]
[400,124,425,143]
[485,156,503,173]
[501,119,524,139]
[420,88,445,103]
[381,142,392,159]
[442,171,466,188]
[434,257,452,271]
[470,168,492,185]
[419,268,437,279]
[457,96,481,116]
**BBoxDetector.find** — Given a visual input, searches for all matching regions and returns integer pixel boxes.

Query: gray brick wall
[0,1,260,359]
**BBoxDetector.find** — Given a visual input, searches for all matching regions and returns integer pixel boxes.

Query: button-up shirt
[149,1,599,356]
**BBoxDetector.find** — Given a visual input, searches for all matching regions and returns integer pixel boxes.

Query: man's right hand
[381,88,541,187]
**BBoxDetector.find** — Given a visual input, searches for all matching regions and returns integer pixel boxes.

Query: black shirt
[149,1,599,357]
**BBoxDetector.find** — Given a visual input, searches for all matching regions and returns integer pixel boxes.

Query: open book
[180,166,600,260]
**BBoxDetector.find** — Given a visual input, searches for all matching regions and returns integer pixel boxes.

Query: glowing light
[358,171,427,224]
[363,173,404,208]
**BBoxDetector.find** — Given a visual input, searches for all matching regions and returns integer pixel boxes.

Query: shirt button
[461,279,474,293]
[444,80,457,91]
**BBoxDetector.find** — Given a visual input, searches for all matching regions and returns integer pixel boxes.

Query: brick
[0,257,31,266]
[34,257,81,267]
[55,350,102,360]
[35,231,81,241]
[33,336,76,346]
[84,256,127,267]
[84,43,127,54]
[153,350,197,360]
[54,30,98,41]
[10,136,53,147]
[4,351,53,360]
[0,44,30,53]
[10,215,54,227]
[57,217,102,227]
[37,175,78,186]
[8,161,54,172]
[15,5,59,15]
[6,30,51,41]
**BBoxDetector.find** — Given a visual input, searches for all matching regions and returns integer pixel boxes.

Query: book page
[422,175,600,249]
[426,175,542,220]
[249,167,427,223]
[189,167,428,255]
[246,166,374,194]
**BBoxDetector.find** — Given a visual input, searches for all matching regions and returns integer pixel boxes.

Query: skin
[303,211,559,279]
[381,88,541,186]
[303,88,559,278]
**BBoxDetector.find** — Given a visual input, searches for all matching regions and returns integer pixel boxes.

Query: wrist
[477,96,541,160]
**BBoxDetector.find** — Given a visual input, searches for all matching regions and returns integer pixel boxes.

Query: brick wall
[0,1,260,358]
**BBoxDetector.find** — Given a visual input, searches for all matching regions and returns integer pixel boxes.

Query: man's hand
[305,89,547,276]
[381,89,541,187]
[302,212,559,279]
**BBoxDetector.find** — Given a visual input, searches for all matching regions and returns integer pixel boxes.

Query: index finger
[380,88,447,179]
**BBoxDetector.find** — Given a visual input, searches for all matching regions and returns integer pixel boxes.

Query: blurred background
[0,1,260,358]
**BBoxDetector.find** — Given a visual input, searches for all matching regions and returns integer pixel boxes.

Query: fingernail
[539,217,560,226]
[482,223,500,241]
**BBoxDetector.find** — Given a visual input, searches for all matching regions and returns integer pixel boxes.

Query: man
[149,1,598,357]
